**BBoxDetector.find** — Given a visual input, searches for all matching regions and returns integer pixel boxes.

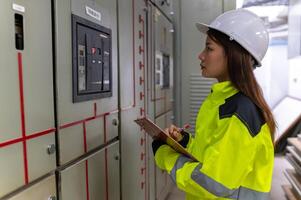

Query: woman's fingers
[164,125,183,141]
[167,125,182,141]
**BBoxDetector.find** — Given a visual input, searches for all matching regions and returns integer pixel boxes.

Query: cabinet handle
[47,144,56,155]
[114,152,120,160]
[112,118,119,126]
[48,196,56,200]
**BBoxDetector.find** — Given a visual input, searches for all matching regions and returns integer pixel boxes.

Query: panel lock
[112,118,119,126]
[48,196,56,200]
[47,144,56,155]
[114,152,120,160]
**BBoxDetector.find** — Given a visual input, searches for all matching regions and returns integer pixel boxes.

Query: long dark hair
[207,29,276,140]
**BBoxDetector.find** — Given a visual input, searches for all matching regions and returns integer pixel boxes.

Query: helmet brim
[195,23,210,34]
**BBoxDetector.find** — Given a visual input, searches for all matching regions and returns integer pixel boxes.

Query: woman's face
[198,36,229,82]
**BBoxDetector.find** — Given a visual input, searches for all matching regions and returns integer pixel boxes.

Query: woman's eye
[206,47,212,51]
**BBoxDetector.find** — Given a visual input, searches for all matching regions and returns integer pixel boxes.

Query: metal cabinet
[0,0,55,198]
[60,141,120,200]
[150,40,175,198]
[152,6,174,118]
[55,0,118,165]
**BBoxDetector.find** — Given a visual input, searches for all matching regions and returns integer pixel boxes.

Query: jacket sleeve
[154,116,258,199]
[152,131,193,155]
[178,131,192,148]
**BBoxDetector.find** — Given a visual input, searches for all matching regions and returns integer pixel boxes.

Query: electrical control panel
[72,14,112,102]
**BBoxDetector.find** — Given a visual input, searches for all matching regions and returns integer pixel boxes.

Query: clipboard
[134,117,198,161]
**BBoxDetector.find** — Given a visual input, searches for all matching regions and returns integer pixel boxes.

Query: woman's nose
[198,51,204,61]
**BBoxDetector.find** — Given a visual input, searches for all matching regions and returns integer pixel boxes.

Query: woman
[152,9,275,200]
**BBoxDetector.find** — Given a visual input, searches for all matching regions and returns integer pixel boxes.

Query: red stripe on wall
[59,117,94,129]
[17,52,29,184]
[26,128,56,140]
[59,109,118,130]
[104,115,107,144]
[22,140,29,184]
[83,122,90,200]
[83,122,88,152]
[0,137,23,148]
[104,115,109,200]
[0,129,56,148]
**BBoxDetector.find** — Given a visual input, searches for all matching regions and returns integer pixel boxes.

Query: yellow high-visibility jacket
[152,81,274,200]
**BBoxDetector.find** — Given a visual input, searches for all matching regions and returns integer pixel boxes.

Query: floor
[166,154,293,200]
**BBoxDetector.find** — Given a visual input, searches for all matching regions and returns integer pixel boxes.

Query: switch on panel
[155,52,170,89]
[72,14,112,102]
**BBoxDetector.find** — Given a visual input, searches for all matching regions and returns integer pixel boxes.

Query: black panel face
[162,54,170,88]
[72,14,112,103]
[15,14,24,50]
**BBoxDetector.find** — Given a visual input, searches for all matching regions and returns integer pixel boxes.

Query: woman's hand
[164,124,183,142]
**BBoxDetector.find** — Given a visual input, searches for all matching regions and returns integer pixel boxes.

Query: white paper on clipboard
[134,117,198,161]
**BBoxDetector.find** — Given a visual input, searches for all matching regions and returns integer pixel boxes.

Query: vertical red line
[83,122,90,200]
[142,23,146,117]
[83,122,88,152]
[132,0,136,107]
[142,18,148,200]
[103,115,107,144]
[17,52,29,184]
[104,115,109,200]
[150,5,154,101]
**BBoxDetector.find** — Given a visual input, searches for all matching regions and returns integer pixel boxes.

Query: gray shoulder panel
[219,92,265,137]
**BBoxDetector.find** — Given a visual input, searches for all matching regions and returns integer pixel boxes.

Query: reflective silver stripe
[191,164,239,198]
[170,155,192,183]
[191,164,269,199]
[237,187,269,200]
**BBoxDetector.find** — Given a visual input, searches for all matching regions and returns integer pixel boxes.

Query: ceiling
[237,0,289,43]
[242,0,288,7]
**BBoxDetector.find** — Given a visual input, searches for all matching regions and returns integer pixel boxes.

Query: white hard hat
[196,9,269,67]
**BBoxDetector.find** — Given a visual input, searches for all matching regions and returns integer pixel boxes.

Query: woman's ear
[251,58,257,69]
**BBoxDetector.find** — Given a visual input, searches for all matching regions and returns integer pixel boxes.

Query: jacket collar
[210,81,238,102]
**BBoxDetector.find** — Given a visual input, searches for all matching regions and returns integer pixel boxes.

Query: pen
[179,123,190,133]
